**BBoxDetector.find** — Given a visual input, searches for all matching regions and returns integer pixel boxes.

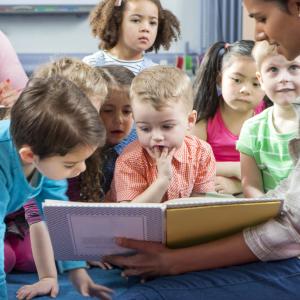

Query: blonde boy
[237,41,300,197]
[109,65,216,203]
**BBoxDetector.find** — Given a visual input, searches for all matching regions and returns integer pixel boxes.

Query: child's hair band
[115,0,122,6]
[224,43,231,50]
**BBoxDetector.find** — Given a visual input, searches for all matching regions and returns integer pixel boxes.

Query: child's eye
[101,109,113,113]
[64,165,75,169]
[162,124,174,130]
[231,77,241,83]
[289,64,300,71]
[139,127,150,132]
[253,82,260,87]
[123,110,132,116]
[268,67,278,73]
[131,18,140,23]
[150,21,158,26]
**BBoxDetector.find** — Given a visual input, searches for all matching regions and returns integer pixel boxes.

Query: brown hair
[10,76,106,159]
[79,65,135,202]
[131,65,193,112]
[33,57,108,110]
[89,0,180,52]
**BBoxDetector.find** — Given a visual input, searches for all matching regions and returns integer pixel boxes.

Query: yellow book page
[166,201,281,248]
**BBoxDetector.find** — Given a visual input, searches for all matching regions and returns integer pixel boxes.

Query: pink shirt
[206,101,265,162]
[0,31,28,90]
[109,135,216,202]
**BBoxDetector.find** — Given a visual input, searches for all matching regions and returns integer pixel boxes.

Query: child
[192,40,266,195]
[15,58,113,299]
[108,65,216,203]
[83,0,180,75]
[237,41,300,197]
[0,76,108,299]
[33,57,107,111]
[72,65,136,203]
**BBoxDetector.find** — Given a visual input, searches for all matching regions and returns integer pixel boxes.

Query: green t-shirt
[236,107,296,192]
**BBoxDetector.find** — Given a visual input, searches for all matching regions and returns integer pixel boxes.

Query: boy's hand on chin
[154,147,176,182]
[16,277,59,300]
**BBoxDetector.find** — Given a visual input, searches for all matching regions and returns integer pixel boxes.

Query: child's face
[221,57,264,112]
[118,0,158,55]
[133,99,196,156]
[100,89,134,146]
[258,54,300,106]
[32,145,97,180]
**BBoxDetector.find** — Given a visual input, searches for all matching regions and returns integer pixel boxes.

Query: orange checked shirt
[109,135,216,202]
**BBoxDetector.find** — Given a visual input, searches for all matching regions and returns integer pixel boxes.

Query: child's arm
[216,161,241,179]
[131,148,175,203]
[69,268,113,300]
[16,221,58,300]
[240,153,264,198]
[191,119,207,141]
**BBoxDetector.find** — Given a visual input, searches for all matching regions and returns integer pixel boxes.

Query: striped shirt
[236,107,296,192]
[83,50,156,75]
[109,135,216,202]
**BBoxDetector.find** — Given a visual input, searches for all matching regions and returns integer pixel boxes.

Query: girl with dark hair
[83,0,180,75]
[192,40,265,195]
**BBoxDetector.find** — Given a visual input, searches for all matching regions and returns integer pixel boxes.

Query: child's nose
[75,161,86,175]
[140,21,150,32]
[240,85,251,95]
[152,130,164,141]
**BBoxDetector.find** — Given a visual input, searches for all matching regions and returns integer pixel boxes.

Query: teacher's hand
[104,238,174,280]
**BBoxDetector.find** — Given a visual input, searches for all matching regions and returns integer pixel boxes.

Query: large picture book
[43,196,283,261]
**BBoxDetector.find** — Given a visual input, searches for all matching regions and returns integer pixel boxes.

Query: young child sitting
[0,76,106,300]
[237,41,300,197]
[74,65,136,203]
[108,65,216,203]
[83,0,180,75]
[192,40,266,195]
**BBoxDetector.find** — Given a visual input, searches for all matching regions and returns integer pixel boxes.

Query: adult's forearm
[167,232,258,275]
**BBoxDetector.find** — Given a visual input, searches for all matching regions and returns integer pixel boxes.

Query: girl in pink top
[192,40,268,195]
[0,31,28,109]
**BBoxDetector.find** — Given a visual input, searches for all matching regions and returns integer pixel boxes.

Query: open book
[43,196,283,261]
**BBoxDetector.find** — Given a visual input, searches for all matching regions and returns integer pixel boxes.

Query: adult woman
[104,1,300,299]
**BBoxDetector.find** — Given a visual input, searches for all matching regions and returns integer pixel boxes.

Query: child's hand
[16,277,58,300]
[88,260,113,270]
[69,268,113,300]
[0,79,21,107]
[153,147,176,182]
[215,176,242,195]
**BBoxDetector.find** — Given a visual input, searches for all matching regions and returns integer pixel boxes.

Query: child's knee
[4,240,16,273]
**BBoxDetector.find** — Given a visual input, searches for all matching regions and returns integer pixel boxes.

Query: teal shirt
[0,120,84,298]
[237,107,296,192]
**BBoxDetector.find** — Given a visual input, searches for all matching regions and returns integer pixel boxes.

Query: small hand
[215,176,242,195]
[0,80,21,107]
[69,268,113,300]
[16,277,58,300]
[88,260,113,270]
[151,147,176,182]
[104,238,173,281]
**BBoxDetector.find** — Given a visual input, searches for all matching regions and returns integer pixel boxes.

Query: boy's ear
[187,110,197,130]
[19,146,35,164]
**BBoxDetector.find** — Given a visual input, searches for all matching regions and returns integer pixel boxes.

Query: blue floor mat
[7,268,129,299]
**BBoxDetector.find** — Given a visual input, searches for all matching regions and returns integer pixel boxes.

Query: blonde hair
[33,57,108,109]
[252,41,278,71]
[130,65,193,112]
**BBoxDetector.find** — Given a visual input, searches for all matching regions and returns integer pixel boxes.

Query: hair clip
[115,0,122,6]
[224,43,231,50]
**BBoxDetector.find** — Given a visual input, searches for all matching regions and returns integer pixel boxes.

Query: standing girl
[83,0,180,75]
[192,40,266,195]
